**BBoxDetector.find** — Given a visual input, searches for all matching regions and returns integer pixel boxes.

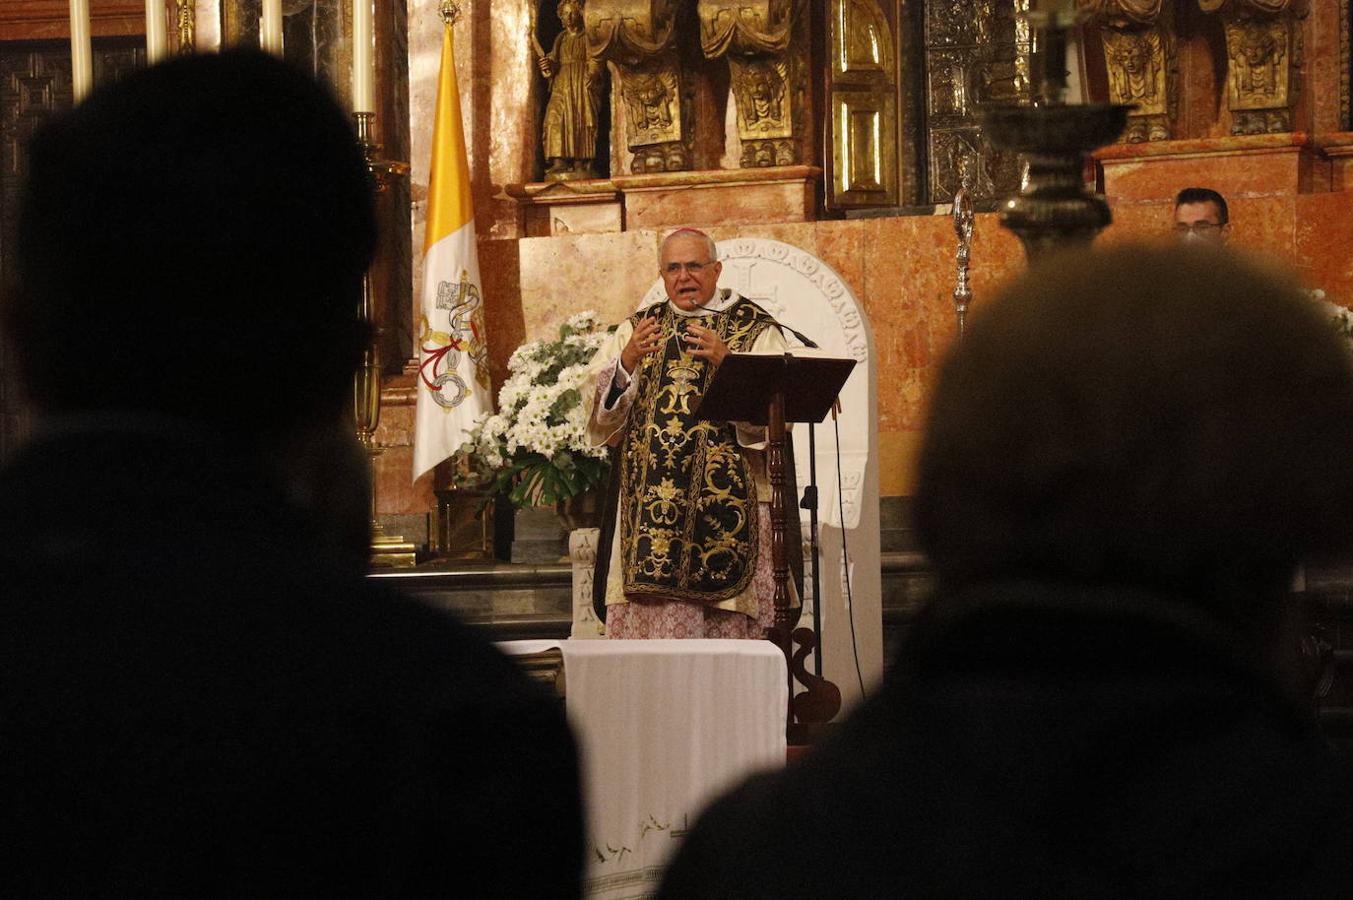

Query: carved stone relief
[923,0,1034,204]
[698,0,807,168]
[1083,0,1177,141]
[586,0,691,173]
[1199,0,1306,135]
[569,528,605,638]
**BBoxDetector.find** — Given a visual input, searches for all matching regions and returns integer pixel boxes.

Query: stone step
[369,551,935,651]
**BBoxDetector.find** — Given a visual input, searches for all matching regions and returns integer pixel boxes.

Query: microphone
[781,324,818,349]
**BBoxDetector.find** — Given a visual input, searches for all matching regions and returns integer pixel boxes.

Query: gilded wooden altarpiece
[824,0,899,208]
[585,0,691,173]
[698,0,808,168]
[1081,0,1177,142]
[1199,0,1306,135]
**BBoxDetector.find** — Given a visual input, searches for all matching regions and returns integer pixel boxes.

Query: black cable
[834,410,867,697]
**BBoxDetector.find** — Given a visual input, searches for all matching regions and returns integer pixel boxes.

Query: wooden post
[766,381,794,719]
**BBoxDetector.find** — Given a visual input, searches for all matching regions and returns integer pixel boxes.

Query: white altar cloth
[500,639,787,898]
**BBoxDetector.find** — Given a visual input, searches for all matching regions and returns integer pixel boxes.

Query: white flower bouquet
[456,310,612,507]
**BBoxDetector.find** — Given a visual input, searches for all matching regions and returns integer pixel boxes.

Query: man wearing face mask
[1173,187,1231,244]
[586,228,801,639]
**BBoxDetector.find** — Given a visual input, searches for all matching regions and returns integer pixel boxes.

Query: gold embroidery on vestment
[618,298,776,603]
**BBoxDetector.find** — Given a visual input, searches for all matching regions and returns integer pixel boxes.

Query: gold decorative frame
[175,0,195,53]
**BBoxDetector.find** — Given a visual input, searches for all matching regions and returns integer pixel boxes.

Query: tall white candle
[260,0,283,56]
[145,0,167,63]
[69,0,93,102]
[351,0,374,113]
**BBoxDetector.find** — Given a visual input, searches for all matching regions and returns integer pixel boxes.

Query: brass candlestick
[353,111,415,568]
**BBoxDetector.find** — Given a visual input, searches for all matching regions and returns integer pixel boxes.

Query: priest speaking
[587,228,802,639]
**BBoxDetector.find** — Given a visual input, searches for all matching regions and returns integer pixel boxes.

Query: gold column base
[370,525,418,568]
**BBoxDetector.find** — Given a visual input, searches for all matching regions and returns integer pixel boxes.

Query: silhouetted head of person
[6,49,376,441]
[915,244,1353,643]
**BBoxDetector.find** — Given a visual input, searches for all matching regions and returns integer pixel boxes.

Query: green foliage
[491,451,610,508]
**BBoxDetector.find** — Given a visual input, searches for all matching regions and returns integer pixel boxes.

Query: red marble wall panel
[385,181,1346,513]
[1227,195,1299,258]
[478,237,526,392]
[623,178,817,232]
[517,228,661,340]
[1295,191,1353,306]
[1100,140,1312,204]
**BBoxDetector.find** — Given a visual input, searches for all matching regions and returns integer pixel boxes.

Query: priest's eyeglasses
[664,261,712,275]
[1173,222,1223,235]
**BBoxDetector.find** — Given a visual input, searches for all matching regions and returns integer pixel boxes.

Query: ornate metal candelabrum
[353,111,414,567]
[951,168,974,338]
[981,7,1129,260]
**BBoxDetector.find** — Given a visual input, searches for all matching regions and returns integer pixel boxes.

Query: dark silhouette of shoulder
[0,430,582,898]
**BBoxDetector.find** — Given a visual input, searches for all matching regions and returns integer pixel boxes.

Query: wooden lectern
[695,351,856,728]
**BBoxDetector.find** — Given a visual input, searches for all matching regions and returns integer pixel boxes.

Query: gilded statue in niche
[699,0,806,167]
[1081,0,1175,141]
[1105,30,1162,104]
[736,59,786,129]
[1234,17,1284,98]
[531,0,603,180]
[585,0,689,173]
[623,70,675,134]
[1198,0,1303,135]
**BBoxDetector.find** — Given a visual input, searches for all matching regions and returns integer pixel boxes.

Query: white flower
[456,310,613,491]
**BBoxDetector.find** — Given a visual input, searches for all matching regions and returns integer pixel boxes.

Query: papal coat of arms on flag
[418,271,491,410]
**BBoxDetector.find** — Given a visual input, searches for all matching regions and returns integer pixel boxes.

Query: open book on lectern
[693,351,856,426]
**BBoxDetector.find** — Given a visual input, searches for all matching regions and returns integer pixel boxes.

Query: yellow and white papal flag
[413,20,492,481]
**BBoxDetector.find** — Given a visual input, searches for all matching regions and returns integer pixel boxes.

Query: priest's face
[661,235,722,312]
[1173,201,1230,244]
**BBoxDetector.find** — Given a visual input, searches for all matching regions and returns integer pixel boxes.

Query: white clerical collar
[668,288,736,318]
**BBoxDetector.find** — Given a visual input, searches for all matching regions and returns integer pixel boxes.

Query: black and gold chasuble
[619,297,778,603]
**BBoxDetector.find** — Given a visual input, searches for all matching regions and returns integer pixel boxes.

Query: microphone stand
[783,323,825,679]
